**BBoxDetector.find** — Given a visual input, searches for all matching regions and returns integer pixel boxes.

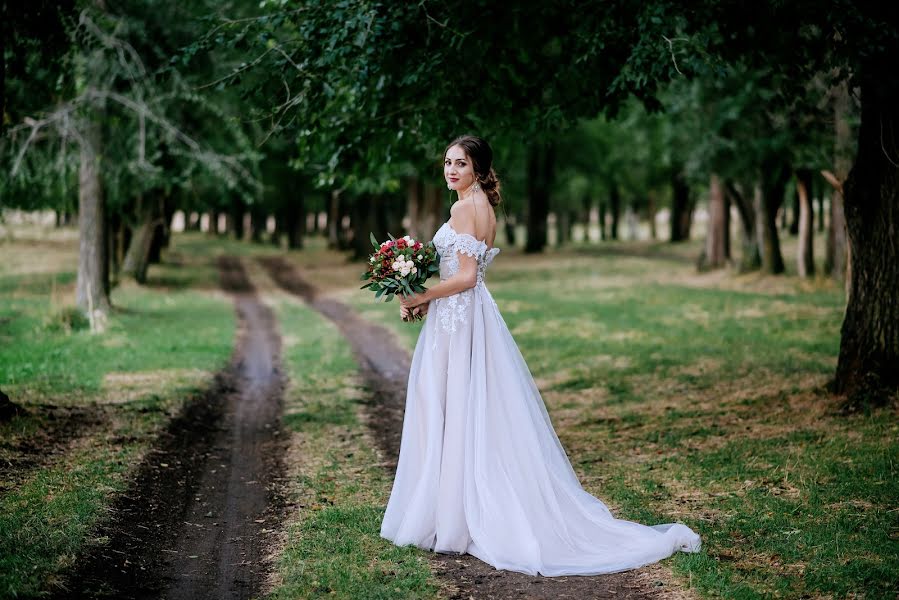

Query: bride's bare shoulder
[455,198,495,233]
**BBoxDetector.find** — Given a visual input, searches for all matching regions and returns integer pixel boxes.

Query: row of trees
[2,1,897,404]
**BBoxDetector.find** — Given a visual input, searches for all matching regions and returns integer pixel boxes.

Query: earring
[471,180,482,193]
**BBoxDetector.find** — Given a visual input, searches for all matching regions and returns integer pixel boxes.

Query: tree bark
[817,189,825,233]
[698,174,729,270]
[108,211,123,285]
[555,211,572,246]
[609,184,621,240]
[148,192,173,265]
[756,161,789,274]
[76,115,110,316]
[726,180,761,272]
[598,200,607,241]
[504,213,517,246]
[250,204,267,243]
[788,188,800,235]
[833,81,899,404]
[670,172,692,242]
[283,195,305,250]
[796,168,815,277]
[230,196,246,241]
[525,140,553,253]
[351,193,390,258]
[406,177,444,240]
[122,193,163,284]
[327,190,340,248]
[825,80,852,283]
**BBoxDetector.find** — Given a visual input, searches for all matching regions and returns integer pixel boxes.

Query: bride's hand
[402,291,427,309]
[400,305,412,322]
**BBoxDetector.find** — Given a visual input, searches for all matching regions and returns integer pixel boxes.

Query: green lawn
[316,237,897,600]
[2,227,895,600]
[264,291,438,600]
[0,231,235,598]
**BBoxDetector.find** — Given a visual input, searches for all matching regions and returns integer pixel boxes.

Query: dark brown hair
[444,134,502,207]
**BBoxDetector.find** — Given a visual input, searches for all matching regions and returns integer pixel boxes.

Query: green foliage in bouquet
[360,232,440,302]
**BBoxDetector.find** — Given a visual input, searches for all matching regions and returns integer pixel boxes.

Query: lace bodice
[432,222,500,284]
[431,222,500,335]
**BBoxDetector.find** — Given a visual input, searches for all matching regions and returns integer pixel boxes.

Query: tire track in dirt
[258,255,679,600]
[50,256,286,600]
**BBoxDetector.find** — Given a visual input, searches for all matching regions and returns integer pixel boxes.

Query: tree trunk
[283,195,305,250]
[788,188,800,236]
[670,172,692,242]
[108,211,123,285]
[249,204,266,243]
[699,174,728,270]
[817,190,825,233]
[210,211,222,235]
[351,193,390,259]
[504,214,517,246]
[825,80,852,283]
[833,81,899,404]
[76,116,110,316]
[230,196,245,241]
[726,180,761,272]
[327,190,341,249]
[148,192,173,265]
[647,192,657,240]
[406,177,444,240]
[598,200,607,241]
[555,211,571,246]
[756,161,789,274]
[122,194,163,284]
[525,140,553,253]
[796,168,815,278]
[609,184,621,240]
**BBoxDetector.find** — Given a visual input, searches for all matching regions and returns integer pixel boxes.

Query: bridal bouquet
[360,233,439,314]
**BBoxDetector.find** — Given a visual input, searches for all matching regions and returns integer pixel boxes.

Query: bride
[380,135,701,576]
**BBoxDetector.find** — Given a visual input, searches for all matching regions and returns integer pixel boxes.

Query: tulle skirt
[380,283,700,576]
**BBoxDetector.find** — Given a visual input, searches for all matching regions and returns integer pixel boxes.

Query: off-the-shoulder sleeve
[452,232,488,259]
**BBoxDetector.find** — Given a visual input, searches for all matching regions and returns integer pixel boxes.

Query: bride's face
[444,145,476,193]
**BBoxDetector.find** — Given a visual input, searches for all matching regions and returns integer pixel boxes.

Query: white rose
[400,269,410,277]
[417,254,423,260]
[391,261,399,270]
[411,266,417,274]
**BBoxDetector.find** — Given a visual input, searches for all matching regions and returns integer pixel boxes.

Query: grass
[261,284,438,600]
[4,223,895,599]
[0,228,235,598]
[288,232,898,599]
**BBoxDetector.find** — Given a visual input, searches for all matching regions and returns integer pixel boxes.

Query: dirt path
[259,256,681,600]
[51,257,286,600]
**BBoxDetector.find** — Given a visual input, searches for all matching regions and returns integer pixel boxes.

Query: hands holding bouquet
[360,233,439,322]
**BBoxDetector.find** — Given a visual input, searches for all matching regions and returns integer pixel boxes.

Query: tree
[213,0,898,403]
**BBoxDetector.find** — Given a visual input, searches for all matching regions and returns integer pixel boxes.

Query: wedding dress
[380,222,701,576]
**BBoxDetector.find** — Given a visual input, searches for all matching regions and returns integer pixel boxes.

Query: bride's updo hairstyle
[445,135,502,207]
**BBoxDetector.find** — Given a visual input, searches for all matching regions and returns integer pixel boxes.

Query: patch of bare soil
[49,256,287,600]
[0,403,106,493]
[259,255,689,600]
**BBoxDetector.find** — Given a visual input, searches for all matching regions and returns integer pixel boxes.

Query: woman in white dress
[381,135,701,576]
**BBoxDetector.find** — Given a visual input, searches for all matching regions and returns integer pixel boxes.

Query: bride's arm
[402,207,479,309]
[403,256,477,308]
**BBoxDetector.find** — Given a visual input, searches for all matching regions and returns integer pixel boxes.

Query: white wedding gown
[380,222,701,576]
